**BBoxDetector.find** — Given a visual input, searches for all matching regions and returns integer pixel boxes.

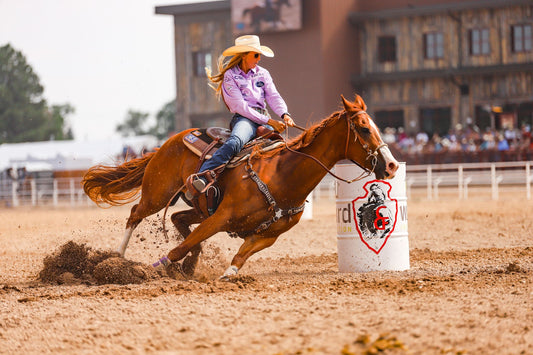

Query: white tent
[0,135,160,171]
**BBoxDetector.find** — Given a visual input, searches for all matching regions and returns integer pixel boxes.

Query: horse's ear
[354,94,367,111]
[341,95,354,112]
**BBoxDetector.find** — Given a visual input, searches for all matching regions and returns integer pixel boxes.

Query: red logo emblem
[351,180,398,254]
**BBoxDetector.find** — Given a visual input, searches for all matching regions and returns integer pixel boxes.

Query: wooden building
[155,2,232,131]
[350,0,533,135]
[156,0,533,135]
[155,0,360,131]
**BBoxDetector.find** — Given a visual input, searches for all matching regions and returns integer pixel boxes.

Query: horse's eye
[361,127,371,135]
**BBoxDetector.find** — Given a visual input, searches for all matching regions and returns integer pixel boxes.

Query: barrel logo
[352,180,398,254]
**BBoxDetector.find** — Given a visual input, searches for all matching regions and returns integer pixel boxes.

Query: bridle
[285,110,388,184]
[344,110,389,182]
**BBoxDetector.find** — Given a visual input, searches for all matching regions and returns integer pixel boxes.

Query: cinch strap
[245,161,305,234]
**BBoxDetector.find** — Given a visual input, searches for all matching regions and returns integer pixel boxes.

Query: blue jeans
[199,115,265,173]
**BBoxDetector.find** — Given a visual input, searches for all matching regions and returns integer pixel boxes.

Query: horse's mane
[250,110,343,160]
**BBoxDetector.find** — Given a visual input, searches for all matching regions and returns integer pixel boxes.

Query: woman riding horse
[186,34,295,199]
[82,93,399,279]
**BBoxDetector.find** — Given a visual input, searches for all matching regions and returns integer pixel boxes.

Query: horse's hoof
[181,255,198,276]
[219,265,238,281]
[166,262,188,279]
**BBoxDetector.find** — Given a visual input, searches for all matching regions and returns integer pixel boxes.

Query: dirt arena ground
[0,190,532,355]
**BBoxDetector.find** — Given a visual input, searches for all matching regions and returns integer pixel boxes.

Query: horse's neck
[300,119,347,170]
[283,119,347,194]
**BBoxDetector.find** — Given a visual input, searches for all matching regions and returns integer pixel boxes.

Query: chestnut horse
[82,95,399,279]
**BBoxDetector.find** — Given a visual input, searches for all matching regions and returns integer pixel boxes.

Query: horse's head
[341,94,399,180]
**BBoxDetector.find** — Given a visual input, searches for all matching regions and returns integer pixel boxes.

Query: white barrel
[301,192,313,220]
[335,162,409,272]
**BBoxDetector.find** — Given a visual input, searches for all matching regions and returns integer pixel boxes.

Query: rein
[284,111,388,184]
[160,111,387,243]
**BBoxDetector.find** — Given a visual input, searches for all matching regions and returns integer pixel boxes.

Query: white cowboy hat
[222,35,274,57]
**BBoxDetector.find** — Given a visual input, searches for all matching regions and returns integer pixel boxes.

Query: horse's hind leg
[170,209,204,275]
[117,203,143,256]
[118,196,164,256]
[222,235,278,279]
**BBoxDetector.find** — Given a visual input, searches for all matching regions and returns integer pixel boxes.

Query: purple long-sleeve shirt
[221,65,288,125]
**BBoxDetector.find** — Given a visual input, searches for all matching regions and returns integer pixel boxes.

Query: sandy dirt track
[0,194,532,355]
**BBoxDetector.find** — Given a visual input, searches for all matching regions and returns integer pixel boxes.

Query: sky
[0,0,213,141]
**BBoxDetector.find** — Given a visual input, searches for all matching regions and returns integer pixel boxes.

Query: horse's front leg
[221,235,278,279]
[165,214,225,263]
[170,209,204,275]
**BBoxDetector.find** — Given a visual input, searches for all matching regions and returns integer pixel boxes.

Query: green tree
[116,109,150,137]
[0,43,73,143]
[148,99,175,140]
[46,104,75,140]
[117,100,175,139]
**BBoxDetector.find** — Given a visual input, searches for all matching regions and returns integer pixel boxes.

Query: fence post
[426,166,432,200]
[491,164,503,200]
[464,176,472,199]
[527,162,531,200]
[433,177,443,200]
[458,165,463,199]
[53,179,58,206]
[31,179,37,206]
[69,178,75,205]
[12,181,19,207]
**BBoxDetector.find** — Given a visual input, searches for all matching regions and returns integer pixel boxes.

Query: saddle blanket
[183,127,284,168]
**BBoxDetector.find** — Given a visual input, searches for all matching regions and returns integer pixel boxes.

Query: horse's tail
[82,152,156,206]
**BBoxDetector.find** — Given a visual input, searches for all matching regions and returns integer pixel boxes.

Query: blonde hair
[205,53,246,101]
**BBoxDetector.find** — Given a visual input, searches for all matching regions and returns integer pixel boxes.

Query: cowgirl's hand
[282,114,295,127]
[267,118,286,133]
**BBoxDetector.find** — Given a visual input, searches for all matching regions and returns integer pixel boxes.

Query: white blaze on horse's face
[378,143,399,179]
[368,117,378,133]
[367,115,399,179]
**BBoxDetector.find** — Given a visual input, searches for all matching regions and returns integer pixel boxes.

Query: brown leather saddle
[183,126,285,168]
[183,127,230,160]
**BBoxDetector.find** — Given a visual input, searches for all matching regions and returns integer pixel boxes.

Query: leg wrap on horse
[152,256,171,268]
[221,265,239,279]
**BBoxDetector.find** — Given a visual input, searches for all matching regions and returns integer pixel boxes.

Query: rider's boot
[184,171,214,200]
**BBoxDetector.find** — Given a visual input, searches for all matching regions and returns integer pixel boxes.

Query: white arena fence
[0,177,90,207]
[1,161,532,207]
[315,161,533,201]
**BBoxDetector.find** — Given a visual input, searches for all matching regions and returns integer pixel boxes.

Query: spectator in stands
[497,134,509,151]
[397,127,407,145]
[431,133,443,152]
[382,127,396,145]
[383,119,533,164]
[415,131,429,145]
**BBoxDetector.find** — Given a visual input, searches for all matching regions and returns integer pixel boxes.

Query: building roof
[349,0,531,22]
[0,135,159,171]
[155,0,229,15]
